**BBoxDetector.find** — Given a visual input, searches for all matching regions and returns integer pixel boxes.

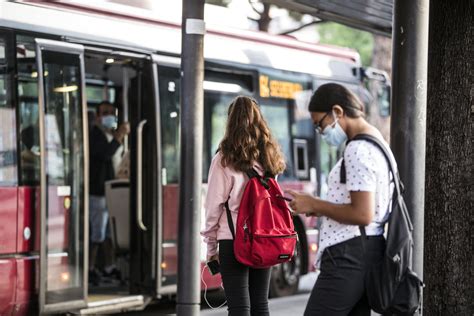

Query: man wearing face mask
[89,101,130,284]
[286,83,397,315]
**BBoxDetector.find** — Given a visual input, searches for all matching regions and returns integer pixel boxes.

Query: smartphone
[276,194,293,202]
[207,260,220,275]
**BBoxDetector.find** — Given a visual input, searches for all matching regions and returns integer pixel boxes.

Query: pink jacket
[201,152,264,258]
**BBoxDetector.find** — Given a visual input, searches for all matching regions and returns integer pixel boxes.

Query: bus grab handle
[136,119,148,231]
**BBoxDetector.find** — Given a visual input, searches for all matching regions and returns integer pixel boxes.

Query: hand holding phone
[276,194,293,202]
[207,260,220,275]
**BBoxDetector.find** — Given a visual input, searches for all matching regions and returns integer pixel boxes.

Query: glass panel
[41,50,85,304]
[203,92,237,181]
[159,70,180,184]
[0,42,4,61]
[86,85,115,104]
[297,146,305,171]
[158,67,180,285]
[318,140,338,199]
[0,37,18,185]
[260,103,294,179]
[17,36,40,185]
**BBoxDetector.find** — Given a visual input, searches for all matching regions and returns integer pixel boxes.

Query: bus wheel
[269,239,302,297]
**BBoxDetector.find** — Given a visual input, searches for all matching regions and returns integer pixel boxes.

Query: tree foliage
[316,22,374,66]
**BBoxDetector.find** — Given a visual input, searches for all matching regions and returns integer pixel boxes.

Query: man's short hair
[96,101,115,115]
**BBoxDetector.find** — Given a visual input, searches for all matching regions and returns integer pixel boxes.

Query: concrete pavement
[200,272,318,315]
[200,272,380,316]
[200,292,311,316]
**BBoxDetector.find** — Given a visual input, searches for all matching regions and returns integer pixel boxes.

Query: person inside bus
[20,125,40,182]
[201,96,286,316]
[89,100,130,284]
[286,83,395,315]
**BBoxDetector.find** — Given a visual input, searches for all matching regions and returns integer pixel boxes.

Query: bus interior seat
[105,179,130,252]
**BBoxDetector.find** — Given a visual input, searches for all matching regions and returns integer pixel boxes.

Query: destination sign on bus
[259,75,303,99]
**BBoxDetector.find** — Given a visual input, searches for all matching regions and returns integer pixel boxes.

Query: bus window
[203,92,237,182]
[260,103,294,179]
[377,84,391,117]
[208,94,230,155]
[86,83,115,105]
[203,70,253,180]
[293,139,309,179]
[318,140,338,199]
[0,36,17,185]
[159,67,180,184]
[17,35,40,185]
[42,51,84,185]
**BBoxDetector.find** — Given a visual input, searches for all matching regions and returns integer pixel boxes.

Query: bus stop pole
[177,0,205,315]
[390,0,429,312]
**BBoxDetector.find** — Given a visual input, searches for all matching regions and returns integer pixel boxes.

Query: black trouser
[304,235,385,316]
[218,240,271,316]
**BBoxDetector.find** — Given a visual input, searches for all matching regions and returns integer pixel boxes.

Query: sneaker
[102,267,122,280]
[89,268,102,286]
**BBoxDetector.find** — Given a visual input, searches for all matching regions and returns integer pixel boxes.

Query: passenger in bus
[89,101,130,284]
[20,125,40,182]
[286,83,395,316]
[201,96,286,316]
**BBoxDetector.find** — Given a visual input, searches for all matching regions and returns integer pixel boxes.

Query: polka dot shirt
[315,139,396,268]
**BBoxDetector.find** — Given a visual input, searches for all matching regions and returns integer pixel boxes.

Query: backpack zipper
[253,233,298,238]
[243,222,249,241]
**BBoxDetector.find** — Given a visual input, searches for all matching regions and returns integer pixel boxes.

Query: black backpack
[340,134,424,315]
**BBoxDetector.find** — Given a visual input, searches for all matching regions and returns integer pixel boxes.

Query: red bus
[0,1,390,314]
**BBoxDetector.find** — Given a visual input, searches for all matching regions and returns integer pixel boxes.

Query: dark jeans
[304,235,385,316]
[219,240,271,316]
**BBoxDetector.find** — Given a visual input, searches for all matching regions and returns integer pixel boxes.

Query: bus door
[35,39,88,314]
[128,54,163,297]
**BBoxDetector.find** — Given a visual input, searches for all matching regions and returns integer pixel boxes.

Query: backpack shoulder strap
[225,201,235,239]
[340,134,402,197]
[246,168,260,179]
[338,134,408,239]
[352,134,402,196]
[225,168,267,240]
[246,168,270,189]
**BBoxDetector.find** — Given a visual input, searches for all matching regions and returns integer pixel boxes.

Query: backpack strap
[340,134,403,198]
[225,201,235,239]
[340,160,347,184]
[338,134,410,243]
[245,168,259,179]
[225,168,263,240]
[246,167,270,189]
[225,167,273,240]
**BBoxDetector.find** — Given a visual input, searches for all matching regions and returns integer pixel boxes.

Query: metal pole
[122,66,129,152]
[177,1,205,315]
[390,0,429,313]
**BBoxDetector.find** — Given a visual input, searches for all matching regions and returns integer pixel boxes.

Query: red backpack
[225,169,297,268]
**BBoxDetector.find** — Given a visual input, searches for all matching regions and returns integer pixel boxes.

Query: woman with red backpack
[201,96,287,316]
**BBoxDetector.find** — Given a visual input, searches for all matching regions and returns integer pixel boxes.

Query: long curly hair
[218,96,286,175]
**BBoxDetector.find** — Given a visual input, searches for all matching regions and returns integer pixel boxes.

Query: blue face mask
[321,112,347,147]
[101,115,118,130]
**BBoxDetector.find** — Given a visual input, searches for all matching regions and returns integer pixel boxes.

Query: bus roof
[1,1,360,80]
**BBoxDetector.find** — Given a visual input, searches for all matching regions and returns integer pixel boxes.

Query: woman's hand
[285,189,320,216]
[207,254,219,263]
